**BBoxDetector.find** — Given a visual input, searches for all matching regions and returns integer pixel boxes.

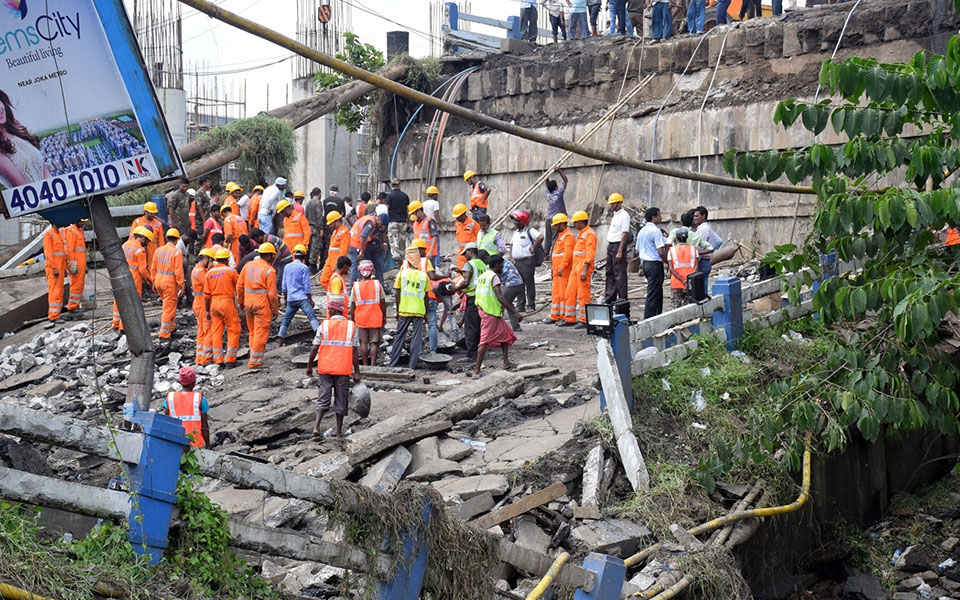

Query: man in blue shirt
[278,245,320,345]
[635,207,667,319]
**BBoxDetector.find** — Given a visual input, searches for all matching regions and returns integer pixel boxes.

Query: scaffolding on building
[294,0,353,82]
[131,0,184,91]
[184,62,248,143]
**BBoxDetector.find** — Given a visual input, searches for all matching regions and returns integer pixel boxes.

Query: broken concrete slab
[669,523,705,552]
[570,519,652,557]
[246,497,314,529]
[25,379,67,398]
[439,438,472,461]
[407,436,440,474]
[573,505,602,521]
[513,515,551,555]
[598,340,649,491]
[448,491,495,522]
[0,364,54,391]
[432,474,509,501]
[581,444,603,508]
[359,446,411,494]
[406,459,463,482]
[207,487,267,515]
[237,404,311,444]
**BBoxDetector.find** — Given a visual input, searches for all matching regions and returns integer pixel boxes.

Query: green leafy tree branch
[314,32,386,132]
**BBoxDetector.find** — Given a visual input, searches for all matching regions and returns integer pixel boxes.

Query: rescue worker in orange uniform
[237,243,279,369]
[347,210,377,286]
[63,220,87,312]
[350,260,386,366]
[327,256,351,318]
[222,204,247,263]
[947,228,960,246]
[152,228,185,340]
[247,185,264,231]
[559,211,597,328]
[187,188,199,231]
[279,199,311,255]
[162,367,211,448]
[306,294,360,439]
[667,228,700,309]
[192,248,215,365]
[206,247,241,368]
[410,200,440,269]
[113,227,153,330]
[453,203,479,270]
[547,213,575,324]
[321,211,349,290]
[463,170,491,221]
[42,224,66,322]
[130,201,164,271]
[223,182,242,214]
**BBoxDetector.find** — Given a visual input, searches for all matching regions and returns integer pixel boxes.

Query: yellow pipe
[624,432,813,568]
[177,0,816,197]
[648,574,694,600]
[525,552,570,600]
[632,582,664,598]
[0,583,55,600]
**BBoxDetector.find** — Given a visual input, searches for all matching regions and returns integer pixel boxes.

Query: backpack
[527,229,546,268]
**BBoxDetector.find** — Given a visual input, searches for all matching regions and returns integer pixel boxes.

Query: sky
[142,0,524,114]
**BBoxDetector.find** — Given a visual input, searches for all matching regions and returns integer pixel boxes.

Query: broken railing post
[89,195,155,413]
[377,500,432,599]
[600,314,633,412]
[126,412,188,564]
[573,553,626,600]
[711,277,743,351]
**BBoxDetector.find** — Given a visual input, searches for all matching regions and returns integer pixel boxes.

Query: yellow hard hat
[608,192,624,204]
[276,199,292,213]
[253,185,264,192]
[571,210,589,223]
[326,210,342,225]
[408,200,423,214]
[551,213,569,226]
[165,228,180,239]
[134,226,154,242]
[258,242,277,254]
[220,204,232,213]
[463,170,476,181]
[213,247,231,260]
[199,248,216,258]
[143,202,158,214]
[225,182,241,193]
[293,190,305,199]
[293,244,308,254]
[452,203,468,218]
[411,238,428,249]
[426,185,439,195]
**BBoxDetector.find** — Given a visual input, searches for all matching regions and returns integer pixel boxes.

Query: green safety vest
[478,228,500,256]
[475,269,502,317]
[398,266,427,316]
[464,258,487,297]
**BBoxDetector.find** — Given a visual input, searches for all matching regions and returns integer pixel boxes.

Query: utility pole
[89,196,155,414]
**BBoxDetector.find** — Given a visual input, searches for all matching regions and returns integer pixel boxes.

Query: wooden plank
[467,482,567,530]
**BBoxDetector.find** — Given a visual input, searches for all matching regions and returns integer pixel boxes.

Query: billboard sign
[0,0,184,218]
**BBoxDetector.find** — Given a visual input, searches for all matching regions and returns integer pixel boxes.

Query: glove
[68,261,78,275]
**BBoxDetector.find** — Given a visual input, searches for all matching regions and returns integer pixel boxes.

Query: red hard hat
[178,366,197,387]
[509,210,530,228]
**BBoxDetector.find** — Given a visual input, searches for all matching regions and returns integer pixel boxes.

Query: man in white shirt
[423,185,441,222]
[604,193,631,303]
[508,210,544,312]
[635,206,667,319]
[258,177,286,235]
[692,205,723,277]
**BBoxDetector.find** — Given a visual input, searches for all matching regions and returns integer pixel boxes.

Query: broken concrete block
[840,574,884,600]
[894,545,937,572]
[897,577,923,591]
[407,459,463,482]
[360,446,412,494]
[669,523,705,552]
[207,487,266,515]
[439,438,472,461]
[448,491,495,522]
[432,474,509,501]
[514,515,551,555]
[573,505,602,521]
[570,519,652,557]
[581,444,603,508]
[407,436,440,474]
[715,481,751,500]
[247,497,313,529]
[941,536,959,552]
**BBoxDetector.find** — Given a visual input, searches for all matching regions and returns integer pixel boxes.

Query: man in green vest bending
[390,246,429,369]
[452,243,487,361]
[471,254,522,378]
[477,214,507,256]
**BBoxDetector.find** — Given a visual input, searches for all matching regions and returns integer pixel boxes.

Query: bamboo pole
[175,0,816,196]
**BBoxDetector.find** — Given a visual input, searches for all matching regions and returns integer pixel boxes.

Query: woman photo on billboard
[0,89,49,189]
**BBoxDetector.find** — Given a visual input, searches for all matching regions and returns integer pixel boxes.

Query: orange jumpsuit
[283,211,311,254]
[43,226,66,321]
[563,226,597,324]
[238,257,278,368]
[223,213,248,263]
[321,224,350,290]
[247,193,262,230]
[63,224,87,310]
[551,227,576,322]
[113,239,150,330]
[129,216,164,270]
[192,263,212,365]
[152,242,185,339]
[455,216,479,270]
[206,264,241,365]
